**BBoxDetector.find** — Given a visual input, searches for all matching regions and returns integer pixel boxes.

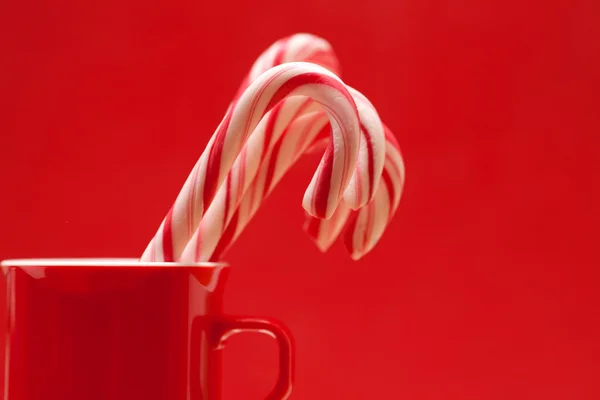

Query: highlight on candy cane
[141,62,361,262]
[192,86,387,263]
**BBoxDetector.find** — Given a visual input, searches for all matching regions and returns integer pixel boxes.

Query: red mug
[1,259,293,400]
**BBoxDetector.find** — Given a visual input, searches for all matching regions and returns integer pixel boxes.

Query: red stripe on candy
[203,110,234,212]
[264,72,354,116]
[304,214,322,240]
[311,142,334,218]
[211,210,239,261]
[162,207,175,262]
[380,168,395,215]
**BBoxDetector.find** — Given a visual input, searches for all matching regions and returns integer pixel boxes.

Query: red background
[2,0,599,398]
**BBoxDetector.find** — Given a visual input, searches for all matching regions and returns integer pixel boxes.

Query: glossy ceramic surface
[2,259,292,400]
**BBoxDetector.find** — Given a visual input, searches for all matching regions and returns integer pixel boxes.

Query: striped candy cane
[180,111,329,262]
[188,87,388,262]
[237,33,341,97]
[141,62,361,262]
[211,125,403,261]
[244,35,382,209]
[234,32,384,208]
[305,125,405,259]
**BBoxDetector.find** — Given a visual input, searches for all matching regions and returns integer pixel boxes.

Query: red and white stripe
[141,62,361,262]
[237,33,341,96]
[180,111,330,262]
[192,87,388,262]
[210,123,404,261]
[237,33,379,211]
[306,125,405,259]
[143,34,341,262]
[342,88,386,209]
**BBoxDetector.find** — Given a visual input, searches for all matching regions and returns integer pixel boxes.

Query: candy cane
[190,87,388,262]
[233,34,382,209]
[237,33,341,98]
[245,36,381,208]
[141,62,361,262]
[211,125,403,261]
[305,125,405,259]
[234,32,385,207]
[180,111,328,262]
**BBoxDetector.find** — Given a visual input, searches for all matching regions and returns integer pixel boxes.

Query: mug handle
[211,316,294,400]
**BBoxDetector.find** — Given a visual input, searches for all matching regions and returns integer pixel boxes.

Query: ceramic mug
[1,259,293,400]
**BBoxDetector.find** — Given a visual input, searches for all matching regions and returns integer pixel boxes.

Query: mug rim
[0,258,228,268]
